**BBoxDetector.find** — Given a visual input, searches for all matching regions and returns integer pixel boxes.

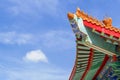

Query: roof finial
[76,8,80,12]
[102,17,112,28]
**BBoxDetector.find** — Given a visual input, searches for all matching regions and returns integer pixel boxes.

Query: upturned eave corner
[67,12,74,20]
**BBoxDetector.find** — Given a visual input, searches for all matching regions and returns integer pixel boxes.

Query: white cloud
[39,30,75,49]
[0,58,69,80]
[7,69,68,80]
[7,0,59,16]
[0,60,69,80]
[0,31,33,45]
[23,49,48,63]
[0,30,75,50]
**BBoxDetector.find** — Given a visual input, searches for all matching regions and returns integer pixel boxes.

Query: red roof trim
[83,20,120,38]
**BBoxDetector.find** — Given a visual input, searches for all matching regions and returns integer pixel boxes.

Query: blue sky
[0,0,120,80]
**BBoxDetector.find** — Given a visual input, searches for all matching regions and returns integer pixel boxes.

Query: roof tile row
[75,8,120,33]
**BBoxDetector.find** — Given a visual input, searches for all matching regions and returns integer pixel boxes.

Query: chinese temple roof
[68,8,120,38]
[68,8,120,80]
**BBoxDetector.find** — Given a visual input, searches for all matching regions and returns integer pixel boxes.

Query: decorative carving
[102,18,112,28]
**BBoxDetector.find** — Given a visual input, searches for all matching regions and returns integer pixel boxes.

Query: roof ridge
[76,8,104,27]
[75,8,120,33]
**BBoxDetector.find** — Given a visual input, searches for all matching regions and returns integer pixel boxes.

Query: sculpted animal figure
[102,18,112,28]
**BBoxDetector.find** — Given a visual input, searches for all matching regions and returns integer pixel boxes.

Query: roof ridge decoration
[68,8,120,33]
[76,8,104,27]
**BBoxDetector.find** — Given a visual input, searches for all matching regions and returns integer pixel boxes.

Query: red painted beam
[83,20,120,38]
[80,48,94,80]
[92,54,109,80]
[69,65,76,80]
